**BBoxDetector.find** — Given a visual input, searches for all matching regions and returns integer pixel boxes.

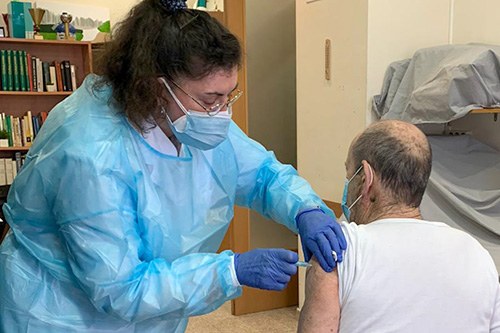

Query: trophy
[2,14,10,38]
[60,12,74,40]
[29,8,46,40]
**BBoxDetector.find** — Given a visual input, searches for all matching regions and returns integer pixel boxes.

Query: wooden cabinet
[0,38,93,151]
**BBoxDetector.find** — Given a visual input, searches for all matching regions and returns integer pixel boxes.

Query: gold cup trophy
[28,8,46,40]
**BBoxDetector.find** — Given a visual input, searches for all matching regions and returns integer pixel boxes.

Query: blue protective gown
[0,75,330,332]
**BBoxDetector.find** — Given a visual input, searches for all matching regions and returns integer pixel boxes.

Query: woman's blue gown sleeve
[228,123,332,233]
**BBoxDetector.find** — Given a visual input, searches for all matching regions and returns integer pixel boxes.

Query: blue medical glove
[234,249,298,291]
[296,208,347,272]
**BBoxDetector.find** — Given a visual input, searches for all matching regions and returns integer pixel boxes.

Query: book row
[0,154,25,186]
[0,111,48,148]
[0,49,77,92]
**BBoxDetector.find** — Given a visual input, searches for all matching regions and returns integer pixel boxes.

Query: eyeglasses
[170,80,243,116]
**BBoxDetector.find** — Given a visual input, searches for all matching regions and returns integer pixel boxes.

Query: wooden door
[216,0,300,316]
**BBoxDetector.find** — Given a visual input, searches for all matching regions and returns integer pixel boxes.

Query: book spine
[60,62,67,91]
[64,61,73,91]
[18,50,27,91]
[5,116,12,147]
[11,160,17,180]
[12,50,19,91]
[14,152,22,173]
[70,64,77,90]
[6,50,13,91]
[39,111,48,125]
[48,65,57,92]
[14,117,21,147]
[36,58,43,93]
[42,62,50,92]
[31,56,37,92]
[0,159,6,186]
[5,158,13,185]
[26,111,34,146]
[0,50,6,91]
[26,52,33,91]
[54,61,62,91]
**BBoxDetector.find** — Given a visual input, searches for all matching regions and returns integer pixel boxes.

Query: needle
[295,261,312,268]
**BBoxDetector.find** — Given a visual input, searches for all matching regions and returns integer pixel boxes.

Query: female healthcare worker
[0,0,346,332]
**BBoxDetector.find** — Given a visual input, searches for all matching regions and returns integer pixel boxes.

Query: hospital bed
[373,44,500,272]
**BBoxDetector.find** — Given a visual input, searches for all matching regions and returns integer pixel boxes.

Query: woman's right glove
[234,249,298,291]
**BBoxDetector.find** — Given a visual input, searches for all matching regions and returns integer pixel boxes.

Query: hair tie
[159,0,187,13]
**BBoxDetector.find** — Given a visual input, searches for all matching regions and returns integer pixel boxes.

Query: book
[36,58,43,93]
[13,117,22,147]
[5,116,12,147]
[53,61,62,91]
[26,52,33,91]
[6,50,13,91]
[26,111,34,146]
[47,65,57,92]
[63,60,72,91]
[5,158,13,185]
[60,62,67,91]
[31,56,37,92]
[14,152,22,173]
[0,159,6,186]
[12,50,20,91]
[19,50,27,91]
[70,64,77,91]
[0,50,6,91]
[42,62,50,92]
[39,111,48,125]
[11,160,17,180]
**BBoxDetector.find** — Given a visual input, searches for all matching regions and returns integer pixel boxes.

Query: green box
[8,1,33,39]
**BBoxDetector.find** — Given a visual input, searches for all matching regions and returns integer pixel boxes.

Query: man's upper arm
[298,259,340,333]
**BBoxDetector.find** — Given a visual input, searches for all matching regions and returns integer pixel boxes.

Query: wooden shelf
[0,38,92,115]
[0,91,72,96]
[0,147,30,152]
[470,108,500,114]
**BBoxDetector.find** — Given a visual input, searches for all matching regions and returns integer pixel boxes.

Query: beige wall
[246,0,298,249]
[450,0,500,151]
[0,0,138,26]
[366,0,451,123]
[296,0,368,203]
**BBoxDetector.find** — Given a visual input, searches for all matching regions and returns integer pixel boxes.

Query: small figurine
[55,12,76,40]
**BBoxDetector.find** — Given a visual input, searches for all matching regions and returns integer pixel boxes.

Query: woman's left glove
[234,249,298,291]
[297,208,347,272]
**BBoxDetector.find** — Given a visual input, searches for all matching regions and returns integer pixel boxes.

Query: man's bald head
[348,120,432,208]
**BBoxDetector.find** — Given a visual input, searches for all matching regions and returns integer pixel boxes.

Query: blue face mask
[341,165,363,221]
[161,79,232,151]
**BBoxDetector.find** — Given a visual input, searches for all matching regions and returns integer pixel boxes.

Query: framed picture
[0,27,5,38]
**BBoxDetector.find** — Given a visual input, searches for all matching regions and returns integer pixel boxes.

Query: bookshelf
[0,38,93,153]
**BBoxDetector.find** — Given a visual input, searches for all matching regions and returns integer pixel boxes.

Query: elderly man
[298,120,500,333]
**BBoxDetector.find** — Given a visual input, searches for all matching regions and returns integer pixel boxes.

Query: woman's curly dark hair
[94,0,242,132]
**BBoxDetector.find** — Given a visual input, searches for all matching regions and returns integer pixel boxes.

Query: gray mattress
[373,44,500,124]
[421,135,500,271]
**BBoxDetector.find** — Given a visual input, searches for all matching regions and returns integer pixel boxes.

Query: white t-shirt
[337,218,500,333]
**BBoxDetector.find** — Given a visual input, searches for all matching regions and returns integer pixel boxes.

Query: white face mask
[162,80,232,150]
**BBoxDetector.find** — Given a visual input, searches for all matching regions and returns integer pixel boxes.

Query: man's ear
[361,160,374,195]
